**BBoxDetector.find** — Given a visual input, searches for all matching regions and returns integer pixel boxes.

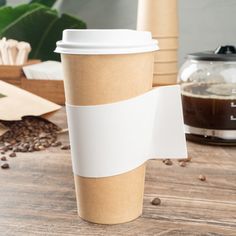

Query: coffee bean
[179,161,186,167]
[61,145,70,150]
[187,157,192,162]
[163,159,172,166]
[10,140,16,145]
[51,141,62,147]
[198,175,206,181]
[23,143,29,149]
[21,148,27,152]
[28,147,34,152]
[178,156,192,163]
[0,117,62,164]
[9,152,16,158]
[1,162,9,169]
[151,197,161,206]
[38,145,45,150]
[1,156,7,161]
[39,132,48,139]
[43,143,50,148]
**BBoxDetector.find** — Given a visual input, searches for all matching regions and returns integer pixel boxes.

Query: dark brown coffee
[181,83,236,130]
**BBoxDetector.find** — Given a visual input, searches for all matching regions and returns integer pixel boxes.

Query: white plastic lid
[55,29,158,55]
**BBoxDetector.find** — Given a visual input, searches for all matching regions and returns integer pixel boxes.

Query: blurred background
[7,0,236,65]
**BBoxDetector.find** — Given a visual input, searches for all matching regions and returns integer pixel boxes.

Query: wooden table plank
[0,108,236,236]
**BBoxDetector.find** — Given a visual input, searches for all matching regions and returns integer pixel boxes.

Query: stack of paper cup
[137,0,179,86]
[55,30,158,224]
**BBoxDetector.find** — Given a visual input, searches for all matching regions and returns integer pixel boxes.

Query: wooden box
[0,60,65,105]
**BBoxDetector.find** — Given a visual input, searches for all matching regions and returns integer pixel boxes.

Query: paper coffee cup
[155,50,178,62]
[153,73,177,86]
[154,61,178,74]
[55,30,158,224]
[153,37,178,50]
[137,0,178,37]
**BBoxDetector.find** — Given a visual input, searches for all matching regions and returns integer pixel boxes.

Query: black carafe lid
[188,45,236,61]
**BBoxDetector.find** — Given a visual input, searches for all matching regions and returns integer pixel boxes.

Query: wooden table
[0,108,236,236]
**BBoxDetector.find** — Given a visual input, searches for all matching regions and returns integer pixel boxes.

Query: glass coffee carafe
[178,45,236,145]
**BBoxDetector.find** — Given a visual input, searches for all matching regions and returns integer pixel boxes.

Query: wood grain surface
[0,108,235,236]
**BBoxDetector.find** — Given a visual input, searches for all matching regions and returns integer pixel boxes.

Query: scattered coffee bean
[28,147,34,152]
[51,141,62,147]
[1,156,7,161]
[1,162,9,169]
[0,117,62,154]
[0,117,69,170]
[38,145,45,150]
[9,152,16,158]
[179,161,186,167]
[3,146,8,152]
[163,159,173,166]
[151,197,161,206]
[21,148,27,152]
[187,157,192,162]
[39,132,48,139]
[61,145,70,150]
[198,175,206,181]
[178,156,192,163]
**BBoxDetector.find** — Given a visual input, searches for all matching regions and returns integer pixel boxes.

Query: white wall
[7,0,236,65]
[179,0,236,65]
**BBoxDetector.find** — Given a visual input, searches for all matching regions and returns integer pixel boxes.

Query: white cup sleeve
[66,85,187,178]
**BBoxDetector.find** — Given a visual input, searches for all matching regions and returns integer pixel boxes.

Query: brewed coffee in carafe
[179,46,236,145]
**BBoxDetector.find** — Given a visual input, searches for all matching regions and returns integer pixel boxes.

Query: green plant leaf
[0,4,44,32]
[0,4,86,61]
[29,0,57,8]
[0,0,6,7]
[32,13,86,61]
[0,7,58,57]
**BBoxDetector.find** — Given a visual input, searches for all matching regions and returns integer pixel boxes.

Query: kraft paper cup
[153,73,178,86]
[154,61,178,74]
[55,29,158,224]
[153,37,178,50]
[137,0,178,37]
[155,50,178,62]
